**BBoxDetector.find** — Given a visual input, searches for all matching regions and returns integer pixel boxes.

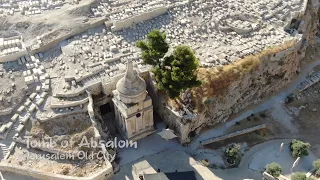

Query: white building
[112,60,155,141]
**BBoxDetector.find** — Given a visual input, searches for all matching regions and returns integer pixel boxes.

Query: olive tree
[291,139,311,158]
[266,162,282,177]
[225,143,242,165]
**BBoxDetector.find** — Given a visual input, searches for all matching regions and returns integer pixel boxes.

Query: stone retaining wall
[50,97,89,108]
[37,109,88,123]
[111,7,168,32]
[200,124,267,146]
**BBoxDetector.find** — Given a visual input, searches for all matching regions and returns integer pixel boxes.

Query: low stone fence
[0,161,113,180]
[306,167,316,177]
[50,97,89,108]
[200,124,267,146]
[263,172,290,180]
[54,87,86,98]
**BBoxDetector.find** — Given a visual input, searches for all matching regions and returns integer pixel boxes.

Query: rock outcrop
[150,0,320,144]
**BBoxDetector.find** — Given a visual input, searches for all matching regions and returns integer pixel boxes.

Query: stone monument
[112,60,155,141]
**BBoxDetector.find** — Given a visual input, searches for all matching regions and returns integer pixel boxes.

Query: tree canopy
[291,139,311,158]
[225,143,242,165]
[136,30,169,66]
[136,30,201,98]
[313,159,320,176]
[291,172,314,180]
[266,162,282,177]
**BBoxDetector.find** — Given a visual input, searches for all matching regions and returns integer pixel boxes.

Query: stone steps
[297,71,320,92]
[0,143,9,160]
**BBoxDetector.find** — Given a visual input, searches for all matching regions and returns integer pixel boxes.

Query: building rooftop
[143,171,197,180]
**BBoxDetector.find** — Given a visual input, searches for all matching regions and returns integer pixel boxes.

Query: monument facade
[112,60,155,141]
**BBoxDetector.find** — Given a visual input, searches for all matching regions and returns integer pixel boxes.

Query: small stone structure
[112,60,155,141]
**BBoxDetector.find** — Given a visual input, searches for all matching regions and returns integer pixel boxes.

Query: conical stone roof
[116,60,146,98]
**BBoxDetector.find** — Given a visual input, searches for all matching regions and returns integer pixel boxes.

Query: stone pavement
[112,149,262,180]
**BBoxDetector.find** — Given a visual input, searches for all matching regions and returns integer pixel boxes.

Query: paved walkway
[248,140,316,177]
[114,139,317,180]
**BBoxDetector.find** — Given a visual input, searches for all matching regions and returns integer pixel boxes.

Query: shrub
[225,143,242,165]
[291,139,311,158]
[235,121,241,125]
[266,162,282,177]
[291,172,307,180]
[313,159,320,176]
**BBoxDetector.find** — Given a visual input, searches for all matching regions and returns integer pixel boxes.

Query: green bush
[266,162,282,177]
[225,143,242,165]
[313,159,320,176]
[290,139,311,158]
[291,172,307,180]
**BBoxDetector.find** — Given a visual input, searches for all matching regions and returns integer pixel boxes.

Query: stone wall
[201,124,266,145]
[111,7,168,32]
[50,98,89,109]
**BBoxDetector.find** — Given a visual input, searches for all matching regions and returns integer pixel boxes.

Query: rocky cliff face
[151,0,320,144]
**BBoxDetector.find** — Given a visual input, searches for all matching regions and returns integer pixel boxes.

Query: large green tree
[137,30,201,98]
[291,139,311,158]
[266,162,282,177]
[136,30,169,66]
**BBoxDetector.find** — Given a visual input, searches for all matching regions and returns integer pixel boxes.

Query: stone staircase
[0,143,9,159]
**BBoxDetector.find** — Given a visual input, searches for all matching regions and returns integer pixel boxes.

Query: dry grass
[189,40,297,112]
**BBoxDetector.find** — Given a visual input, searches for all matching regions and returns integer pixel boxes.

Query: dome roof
[116,60,146,98]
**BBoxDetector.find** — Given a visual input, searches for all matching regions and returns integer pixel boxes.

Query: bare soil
[0,0,97,45]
